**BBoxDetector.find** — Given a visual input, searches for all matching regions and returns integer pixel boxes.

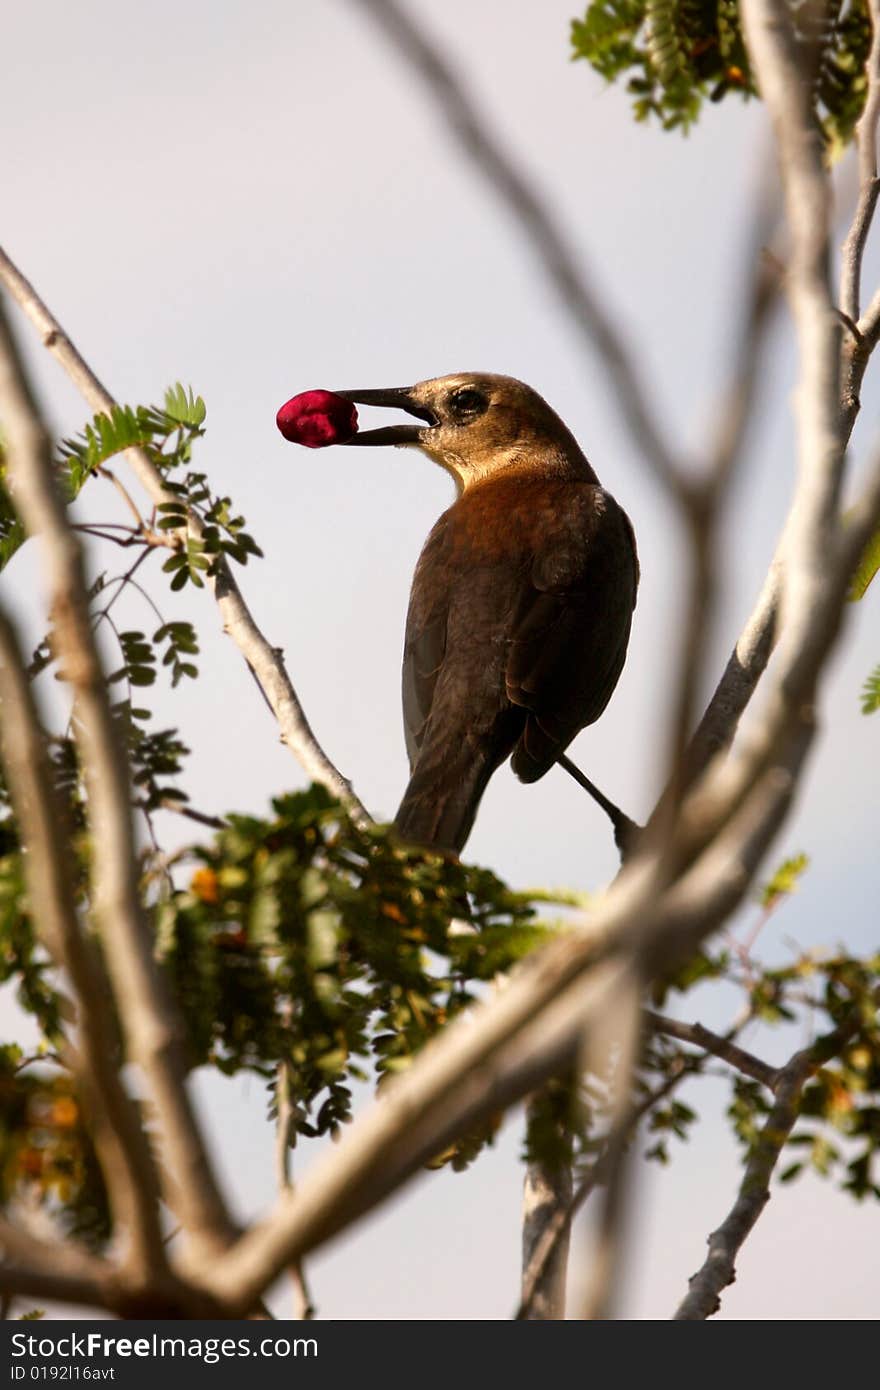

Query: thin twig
[645,1010,778,1090]
[152,798,228,831]
[841,0,880,325]
[673,1014,861,1320]
[275,1060,316,1320]
[95,464,148,531]
[664,191,784,798]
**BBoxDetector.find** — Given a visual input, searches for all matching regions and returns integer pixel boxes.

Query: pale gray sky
[2,0,878,1319]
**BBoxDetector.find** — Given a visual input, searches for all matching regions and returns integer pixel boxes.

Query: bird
[336,373,639,856]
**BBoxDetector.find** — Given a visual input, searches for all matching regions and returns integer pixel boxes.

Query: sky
[2,0,879,1319]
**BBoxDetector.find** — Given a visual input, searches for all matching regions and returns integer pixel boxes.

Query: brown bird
[337,373,639,855]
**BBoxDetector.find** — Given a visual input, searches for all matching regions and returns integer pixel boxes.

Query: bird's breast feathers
[417,475,634,580]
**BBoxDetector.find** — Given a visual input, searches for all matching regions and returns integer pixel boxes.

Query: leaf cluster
[0,1050,110,1250]
[570,0,872,146]
[156,785,554,1167]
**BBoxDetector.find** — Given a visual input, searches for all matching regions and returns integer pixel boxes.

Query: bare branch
[0,599,166,1279]
[673,1057,810,1318]
[705,194,784,494]
[673,1013,861,1320]
[517,1041,713,1318]
[740,0,842,608]
[0,1215,221,1318]
[663,198,784,792]
[660,197,785,788]
[0,293,234,1258]
[95,464,149,532]
[0,1216,112,1310]
[842,0,880,324]
[151,797,228,831]
[0,246,369,823]
[674,0,875,862]
[275,1060,316,1320]
[578,972,642,1320]
[645,1010,778,1090]
[353,0,686,494]
[669,33,877,794]
[520,1098,573,1320]
[681,552,782,774]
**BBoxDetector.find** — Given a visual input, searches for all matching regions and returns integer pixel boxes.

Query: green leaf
[1,386,210,573]
[848,526,880,600]
[759,852,809,910]
[779,1162,805,1184]
[163,383,207,428]
[861,664,880,714]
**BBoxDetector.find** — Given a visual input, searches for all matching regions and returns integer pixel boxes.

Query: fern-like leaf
[1,388,207,574]
[860,664,880,714]
[848,525,880,601]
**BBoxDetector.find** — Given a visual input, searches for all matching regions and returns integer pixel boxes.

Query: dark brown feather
[395,472,638,851]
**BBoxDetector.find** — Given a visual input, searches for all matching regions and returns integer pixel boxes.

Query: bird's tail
[393,740,504,855]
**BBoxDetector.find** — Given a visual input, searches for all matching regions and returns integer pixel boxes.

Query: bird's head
[337,373,595,490]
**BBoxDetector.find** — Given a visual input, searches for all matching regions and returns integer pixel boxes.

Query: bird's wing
[506,488,638,782]
[401,513,451,769]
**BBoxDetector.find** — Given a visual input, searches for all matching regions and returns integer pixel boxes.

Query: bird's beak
[334,387,439,446]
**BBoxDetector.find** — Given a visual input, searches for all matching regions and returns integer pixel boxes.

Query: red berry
[276,390,359,447]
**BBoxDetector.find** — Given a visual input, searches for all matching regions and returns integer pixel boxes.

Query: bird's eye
[449,387,488,419]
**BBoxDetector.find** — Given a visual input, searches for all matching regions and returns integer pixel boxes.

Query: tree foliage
[2,381,880,1271]
[571,0,872,147]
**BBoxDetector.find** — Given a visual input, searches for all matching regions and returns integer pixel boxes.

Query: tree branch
[578,972,642,1320]
[194,751,800,1314]
[645,1010,778,1090]
[0,1217,113,1310]
[839,0,880,324]
[674,0,872,864]
[0,246,369,824]
[275,1059,316,1320]
[673,1014,861,1320]
[517,1041,705,1319]
[353,0,686,494]
[740,0,842,630]
[0,598,166,1281]
[520,1098,573,1320]
[0,294,234,1259]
